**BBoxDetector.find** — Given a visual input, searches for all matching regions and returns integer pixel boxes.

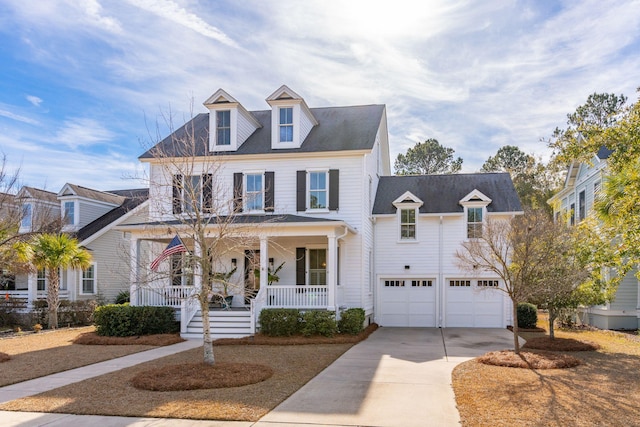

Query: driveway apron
[257,327,515,427]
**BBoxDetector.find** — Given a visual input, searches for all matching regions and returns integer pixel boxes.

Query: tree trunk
[512,300,520,354]
[201,296,215,365]
[548,310,556,340]
[46,269,60,329]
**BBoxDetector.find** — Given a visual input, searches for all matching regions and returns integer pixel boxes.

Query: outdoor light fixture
[404,265,410,270]
[231,258,237,268]
[269,258,274,269]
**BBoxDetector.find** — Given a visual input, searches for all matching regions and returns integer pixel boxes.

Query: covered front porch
[121,215,355,337]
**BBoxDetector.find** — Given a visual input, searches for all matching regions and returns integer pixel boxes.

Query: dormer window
[64,201,75,225]
[467,207,483,238]
[21,203,32,228]
[216,110,231,146]
[460,189,492,240]
[279,107,294,142]
[392,191,423,242]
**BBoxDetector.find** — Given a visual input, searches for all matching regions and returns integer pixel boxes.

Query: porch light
[231,258,237,268]
[269,258,274,269]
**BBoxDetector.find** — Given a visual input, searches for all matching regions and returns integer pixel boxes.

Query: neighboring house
[549,147,640,330]
[11,185,149,306]
[120,85,522,338]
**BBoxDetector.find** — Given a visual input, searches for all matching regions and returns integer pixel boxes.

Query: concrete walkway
[0,328,515,427]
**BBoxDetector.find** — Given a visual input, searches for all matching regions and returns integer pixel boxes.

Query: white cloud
[26,95,43,107]
[54,118,116,148]
[125,0,238,47]
[0,108,39,125]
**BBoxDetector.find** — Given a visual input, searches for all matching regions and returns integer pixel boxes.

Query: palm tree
[16,233,92,329]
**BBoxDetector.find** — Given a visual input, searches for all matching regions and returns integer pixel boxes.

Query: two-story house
[122,85,522,338]
[11,184,148,307]
[549,147,640,330]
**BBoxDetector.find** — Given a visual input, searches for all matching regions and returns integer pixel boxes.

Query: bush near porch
[93,305,178,336]
[259,308,365,337]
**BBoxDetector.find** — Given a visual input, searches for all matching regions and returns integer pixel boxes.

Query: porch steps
[181,309,253,339]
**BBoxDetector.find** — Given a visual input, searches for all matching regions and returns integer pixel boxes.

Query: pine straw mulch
[0,326,172,386]
[72,332,185,346]
[0,342,357,421]
[523,336,600,352]
[0,352,9,362]
[453,328,640,427]
[477,350,581,369]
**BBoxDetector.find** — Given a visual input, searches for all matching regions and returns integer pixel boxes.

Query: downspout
[439,215,444,328]
[335,225,349,314]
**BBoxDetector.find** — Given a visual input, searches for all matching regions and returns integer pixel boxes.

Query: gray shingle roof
[63,184,126,206]
[139,104,385,159]
[76,189,149,242]
[372,173,522,215]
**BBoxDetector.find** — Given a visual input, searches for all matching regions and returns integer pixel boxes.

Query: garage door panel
[379,279,436,327]
[445,281,503,328]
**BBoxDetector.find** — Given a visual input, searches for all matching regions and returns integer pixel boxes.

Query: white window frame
[21,203,32,228]
[399,208,417,240]
[182,175,203,213]
[308,247,327,286]
[37,268,47,291]
[279,107,294,143]
[215,110,231,146]
[466,206,484,239]
[64,201,75,225]
[307,170,329,211]
[244,172,265,212]
[81,264,97,295]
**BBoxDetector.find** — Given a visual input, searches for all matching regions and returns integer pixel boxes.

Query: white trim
[80,263,97,295]
[80,200,149,246]
[306,169,329,212]
[244,171,266,213]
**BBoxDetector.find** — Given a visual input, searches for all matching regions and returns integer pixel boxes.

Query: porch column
[259,236,268,290]
[327,232,337,311]
[27,272,37,308]
[129,235,139,306]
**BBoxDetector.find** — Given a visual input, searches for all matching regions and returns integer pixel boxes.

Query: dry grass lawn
[0,327,173,386]
[453,323,640,427]
[0,325,377,421]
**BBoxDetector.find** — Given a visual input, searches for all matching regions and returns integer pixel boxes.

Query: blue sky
[1,0,639,192]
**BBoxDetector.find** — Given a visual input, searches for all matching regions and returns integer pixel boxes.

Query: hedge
[93,304,178,336]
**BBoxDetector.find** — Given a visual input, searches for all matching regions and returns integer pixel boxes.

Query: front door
[244,250,259,304]
[308,249,327,286]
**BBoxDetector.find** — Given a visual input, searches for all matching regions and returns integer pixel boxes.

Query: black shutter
[329,169,339,211]
[202,174,213,212]
[296,247,306,286]
[172,174,182,214]
[233,173,243,213]
[296,171,306,211]
[265,171,275,212]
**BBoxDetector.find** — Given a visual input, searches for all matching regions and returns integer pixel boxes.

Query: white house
[11,185,148,306]
[549,147,640,330]
[121,85,522,338]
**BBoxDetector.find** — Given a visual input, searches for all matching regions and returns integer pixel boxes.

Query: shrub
[338,308,365,335]
[259,308,301,336]
[93,305,178,336]
[301,310,338,337]
[517,303,538,329]
[114,290,130,305]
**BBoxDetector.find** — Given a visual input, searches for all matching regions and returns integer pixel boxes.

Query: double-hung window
[400,209,416,239]
[37,269,46,291]
[21,203,32,228]
[279,107,293,142]
[173,174,212,214]
[82,265,96,294]
[246,173,264,211]
[578,190,586,221]
[216,110,231,146]
[467,207,483,239]
[309,171,327,209]
[64,201,75,225]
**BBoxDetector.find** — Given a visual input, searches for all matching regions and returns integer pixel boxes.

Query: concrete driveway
[257,327,515,427]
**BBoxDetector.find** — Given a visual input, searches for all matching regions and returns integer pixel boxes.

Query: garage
[445,279,504,327]
[377,278,436,327]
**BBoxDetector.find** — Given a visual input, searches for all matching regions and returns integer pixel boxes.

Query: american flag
[150,235,188,271]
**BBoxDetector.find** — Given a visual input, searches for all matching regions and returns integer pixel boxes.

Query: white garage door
[445,279,503,327]
[378,279,436,327]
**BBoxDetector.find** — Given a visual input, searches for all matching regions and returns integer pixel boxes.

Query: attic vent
[277,94,293,100]
[469,197,483,201]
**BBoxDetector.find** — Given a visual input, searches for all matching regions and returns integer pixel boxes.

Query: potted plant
[254,261,285,285]
[211,267,237,310]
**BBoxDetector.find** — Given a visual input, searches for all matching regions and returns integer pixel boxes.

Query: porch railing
[264,285,328,308]
[136,286,193,308]
[2,290,69,304]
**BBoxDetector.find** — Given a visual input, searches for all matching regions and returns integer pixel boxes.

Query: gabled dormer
[266,85,318,150]
[203,89,261,152]
[459,189,492,239]
[392,191,424,241]
[16,186,60,233]
[58,184,125,231]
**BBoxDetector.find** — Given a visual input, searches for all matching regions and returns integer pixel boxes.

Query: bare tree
[456,211,559,353]
[138,111,267,365]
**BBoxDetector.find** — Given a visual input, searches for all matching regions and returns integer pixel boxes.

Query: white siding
[237,109,259,148]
